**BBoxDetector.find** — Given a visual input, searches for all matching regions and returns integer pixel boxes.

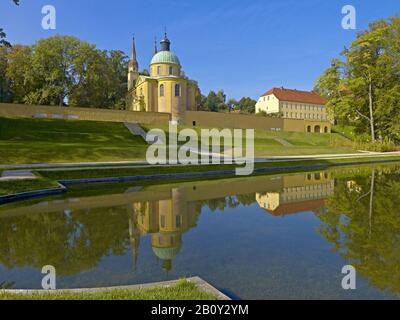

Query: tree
[0,46,12,102]
[4,35,129,108]
[201,90,225,112]
[5,45,33,103]
[235,97,256,114]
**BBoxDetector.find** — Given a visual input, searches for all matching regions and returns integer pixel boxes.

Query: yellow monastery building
[126,34,199,124]
[255,87,330,133]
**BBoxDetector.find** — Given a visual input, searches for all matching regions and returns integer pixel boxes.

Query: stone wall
[0,103,171,124]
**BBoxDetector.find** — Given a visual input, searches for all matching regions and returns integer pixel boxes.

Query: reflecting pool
[1,163,400,299]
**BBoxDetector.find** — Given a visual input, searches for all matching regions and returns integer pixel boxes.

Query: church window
[157,66,161,75]
[175,84,181,97]
[159,84,164,97]
[169,66,173,75]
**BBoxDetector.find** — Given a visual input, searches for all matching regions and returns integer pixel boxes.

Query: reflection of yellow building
[256,172,334,216]
[126,34,199,124]
[128,188,200,272]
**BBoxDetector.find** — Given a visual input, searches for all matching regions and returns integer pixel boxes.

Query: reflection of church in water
[0,171,335,274]
[128,188,201,272]
[126,171,335,271]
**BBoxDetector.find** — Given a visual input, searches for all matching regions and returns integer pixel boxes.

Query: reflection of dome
[150,51,181,66]
[152,245,182,260]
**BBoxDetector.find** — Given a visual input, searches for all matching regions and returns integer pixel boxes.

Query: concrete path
[124,122,147,140]
[274,138,293,146]
[0,170,37,181]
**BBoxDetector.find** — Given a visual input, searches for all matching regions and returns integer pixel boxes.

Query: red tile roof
[261,87,327,105]
[263,199,326,216]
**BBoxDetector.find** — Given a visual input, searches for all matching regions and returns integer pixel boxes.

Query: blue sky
[0,0,399,99]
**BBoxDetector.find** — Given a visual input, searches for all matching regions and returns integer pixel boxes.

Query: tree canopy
[199,90,256,114]
[1,35,128,108]
[315,16,400,143]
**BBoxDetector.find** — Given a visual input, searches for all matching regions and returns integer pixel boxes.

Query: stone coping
[0,277,231,300]
[0,183,66,204]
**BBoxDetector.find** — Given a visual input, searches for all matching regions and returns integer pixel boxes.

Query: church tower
[128,35,139,91]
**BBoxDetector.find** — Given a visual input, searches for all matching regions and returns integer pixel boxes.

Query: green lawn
[0,177,59,196]
[0,117,358,166]
[0,117,148,164]
[0,279,216,300]
[142,124,356,156]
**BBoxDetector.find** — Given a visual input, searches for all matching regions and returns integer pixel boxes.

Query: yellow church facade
[126,34,199,124]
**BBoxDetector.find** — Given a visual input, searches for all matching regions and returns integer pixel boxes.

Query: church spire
[153,37,158,55]
[129,34,138,71]
[128,34,139,91]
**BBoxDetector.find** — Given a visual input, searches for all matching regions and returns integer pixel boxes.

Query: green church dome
[152,245,182,260]
[151,51,181,66]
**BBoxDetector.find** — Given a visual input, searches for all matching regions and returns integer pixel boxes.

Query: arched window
[307,125,312,132]
[324,126,328,133]
[314,125,321,133]
[159,84,164,97]
[157,66,161,75]
[169,66,173,75]
[175,84,181,97]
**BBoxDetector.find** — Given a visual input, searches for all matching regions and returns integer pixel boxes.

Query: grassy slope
[0,117,357,166]
[0,117,148,164]
[142,124,356,156]
[0,280,216,300]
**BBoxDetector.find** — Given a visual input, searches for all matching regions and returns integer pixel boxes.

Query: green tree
[235,97,256,114]
[4,35,128,108]
[0,46,12,102]
[5,44,33,103]
[315,17,400,143]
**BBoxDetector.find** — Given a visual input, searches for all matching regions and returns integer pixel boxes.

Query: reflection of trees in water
[0,207,130,276]
[316,167,400,295]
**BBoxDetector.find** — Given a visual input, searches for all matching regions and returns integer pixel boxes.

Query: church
[126,33,200,124]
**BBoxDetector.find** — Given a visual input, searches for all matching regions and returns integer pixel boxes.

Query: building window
[175,84,181,97]
[176,215,182,228]
[160,215,166,228]
[159,84,164,97]
[157,66,161,75]
[192,121,196,126]
[169,66,173,75]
